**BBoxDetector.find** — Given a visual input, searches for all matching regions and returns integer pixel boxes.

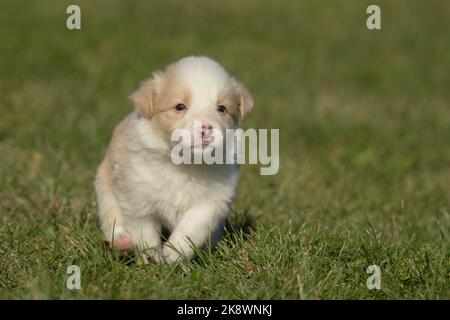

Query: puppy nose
[201,123,213,134]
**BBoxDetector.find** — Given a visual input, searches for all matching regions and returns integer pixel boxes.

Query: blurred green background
[0,0,449,299]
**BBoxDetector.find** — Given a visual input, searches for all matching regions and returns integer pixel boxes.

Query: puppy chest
[120,167,234,218]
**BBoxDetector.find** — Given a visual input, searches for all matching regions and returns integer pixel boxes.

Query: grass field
[0,0,449,299]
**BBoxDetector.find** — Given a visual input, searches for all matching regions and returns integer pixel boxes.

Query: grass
[0,0,449,299]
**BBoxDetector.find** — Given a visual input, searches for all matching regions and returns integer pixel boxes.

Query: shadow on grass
[184,209,256,267]
[223,209,256,244]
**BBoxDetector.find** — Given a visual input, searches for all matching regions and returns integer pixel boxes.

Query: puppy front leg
[162,204,226,264]
[127,216,163,262]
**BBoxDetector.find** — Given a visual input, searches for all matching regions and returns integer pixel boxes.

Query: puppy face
[130,57,253,150]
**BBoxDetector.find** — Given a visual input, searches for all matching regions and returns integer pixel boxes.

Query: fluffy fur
[95,56,253,263]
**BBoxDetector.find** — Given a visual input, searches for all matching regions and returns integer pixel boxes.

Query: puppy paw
[113,233,135,252]
[161,246,183,264]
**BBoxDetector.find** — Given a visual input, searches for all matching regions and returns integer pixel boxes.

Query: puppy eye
[217,105,226,114]
[174,103,186,112]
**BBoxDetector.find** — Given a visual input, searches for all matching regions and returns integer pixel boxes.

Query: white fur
[95,56,252,263]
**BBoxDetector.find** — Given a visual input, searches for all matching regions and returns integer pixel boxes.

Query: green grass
[0,0,449,299]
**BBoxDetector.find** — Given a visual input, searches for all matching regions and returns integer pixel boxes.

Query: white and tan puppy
[95,56,253,263]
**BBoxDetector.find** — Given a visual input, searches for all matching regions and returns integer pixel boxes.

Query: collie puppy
[95,56,253,263]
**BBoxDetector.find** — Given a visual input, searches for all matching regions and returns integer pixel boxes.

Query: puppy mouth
[201,139,212,148]
[192,136,215,149]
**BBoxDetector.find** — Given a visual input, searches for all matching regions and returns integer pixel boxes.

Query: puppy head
[130,56,253,150]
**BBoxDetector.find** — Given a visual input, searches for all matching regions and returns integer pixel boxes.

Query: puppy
[95,56,253,263]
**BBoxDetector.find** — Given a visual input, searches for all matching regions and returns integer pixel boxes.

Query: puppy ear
[129,72,162,119]
[233,79,254,121]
